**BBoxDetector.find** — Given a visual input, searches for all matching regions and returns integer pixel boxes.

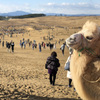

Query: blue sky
[0,0,100,14]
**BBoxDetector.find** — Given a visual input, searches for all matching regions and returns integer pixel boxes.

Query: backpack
[64,56,71,71]
[64,61,70,71]
[47,61,58,71]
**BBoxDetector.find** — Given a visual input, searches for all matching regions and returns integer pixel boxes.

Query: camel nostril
[74,37,76,41]
[70,38,72,40]
[70,37,76,41]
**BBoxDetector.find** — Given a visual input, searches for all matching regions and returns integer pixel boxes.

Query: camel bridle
[78,34,100,58]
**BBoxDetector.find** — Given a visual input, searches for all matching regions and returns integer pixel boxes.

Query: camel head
[66,21,100,49]
[66,21,100,55]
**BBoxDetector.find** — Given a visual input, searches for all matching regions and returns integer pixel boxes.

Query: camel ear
[83,20,91,29]
[83,21,89,27]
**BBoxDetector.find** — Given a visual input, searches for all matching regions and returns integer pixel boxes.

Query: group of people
[19,39,38,50]
[20,39,27,49]
[45,44,75,91]
[1,38,57,54]
[1,40,15,53]
[19,38,57,53]
[6,41,15,52]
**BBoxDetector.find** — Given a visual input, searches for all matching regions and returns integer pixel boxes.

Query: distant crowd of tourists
[0,38,58,53]
[0,37,66,55]
[19,38,57,52]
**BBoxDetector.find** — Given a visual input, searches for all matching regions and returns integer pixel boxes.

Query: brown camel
[66,21,100,100]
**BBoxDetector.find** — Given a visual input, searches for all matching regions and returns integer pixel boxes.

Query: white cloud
[0,2,100,14]
[0,3,31,13]
[62,3,70,6]
[78,2,87,5]
[47,3,55,6]
[94,4,100,8]
[42,2,100,14]
[30,8,45,13]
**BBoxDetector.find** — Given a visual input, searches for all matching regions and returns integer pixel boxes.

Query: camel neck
[78,47,100,58]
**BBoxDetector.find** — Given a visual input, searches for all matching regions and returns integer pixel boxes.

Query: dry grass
[0,16,100,100]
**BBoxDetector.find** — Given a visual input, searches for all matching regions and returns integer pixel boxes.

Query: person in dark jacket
[11,42,15,52]
[45,51,60,86]
[2,41,4,47]
[39,43,41,52]
[7,42,11,52]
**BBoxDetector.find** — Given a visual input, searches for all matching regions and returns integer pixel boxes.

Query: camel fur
[66,21,100,100]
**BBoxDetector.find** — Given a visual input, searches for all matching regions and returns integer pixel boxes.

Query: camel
[66,21,100,100]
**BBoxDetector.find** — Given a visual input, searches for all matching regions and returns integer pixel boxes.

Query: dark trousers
[12,46,14,52]
[49,74,56,85]
[69,79,72,86]
[62,49,64,55]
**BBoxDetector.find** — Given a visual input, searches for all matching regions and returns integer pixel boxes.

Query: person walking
[11,42,15,52]
[39,43,41,52]
[6,41,8,48]
[43,42,45,49]
[53,43,56,49]
[7,42,11,52]
[60,43,65,55]
[20,40,23,48]
[23,42,26,49]
[2,41,4,47]
[32,43,34,50]
[45,51,60,86]
[64,47,73,88]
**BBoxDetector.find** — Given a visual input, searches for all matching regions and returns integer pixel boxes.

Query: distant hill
[0,10,100,18]
[0,11,31,16]
[46,13,100,16]
[12,14,46,19]
[0,11,46,19]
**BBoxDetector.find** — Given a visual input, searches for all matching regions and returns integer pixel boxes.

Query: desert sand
[0,16,100,100]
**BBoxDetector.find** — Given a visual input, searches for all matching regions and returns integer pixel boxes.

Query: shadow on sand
[0,94,82,100]
[28,95,82,100]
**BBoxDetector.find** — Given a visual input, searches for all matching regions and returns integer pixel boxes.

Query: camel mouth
[66,38,79,47]
[66,41,79,47]
[66,33,82,48]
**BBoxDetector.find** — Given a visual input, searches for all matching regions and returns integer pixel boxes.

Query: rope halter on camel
[78,34,100,58]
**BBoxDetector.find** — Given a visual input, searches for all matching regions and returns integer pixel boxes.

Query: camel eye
[86,36,93,40]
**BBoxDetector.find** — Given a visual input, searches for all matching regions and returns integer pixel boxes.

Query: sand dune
[1,16,100,100]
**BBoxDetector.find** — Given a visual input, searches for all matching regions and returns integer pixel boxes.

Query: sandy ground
[0,38,81,100]
[1,16,100,100]
[0,45,81,100]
